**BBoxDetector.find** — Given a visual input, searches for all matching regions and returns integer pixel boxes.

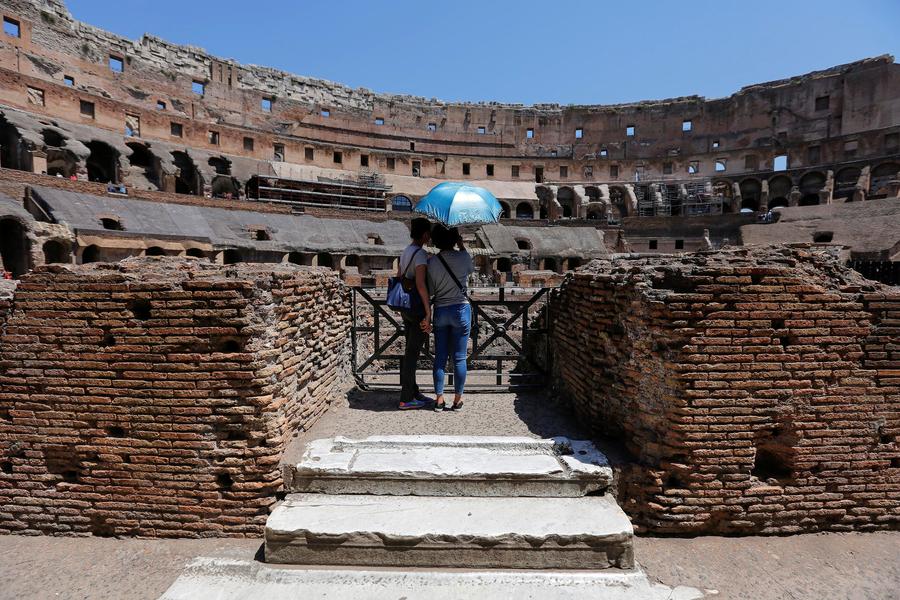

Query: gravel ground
[1,532,898,599]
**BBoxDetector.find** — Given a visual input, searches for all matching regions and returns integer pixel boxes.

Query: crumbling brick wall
[0,258,350,537]
[550,246,900,534]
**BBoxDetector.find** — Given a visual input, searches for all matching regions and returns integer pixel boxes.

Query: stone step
[284,435,612,497]
[265,493,634,570]
[160,558,705,600]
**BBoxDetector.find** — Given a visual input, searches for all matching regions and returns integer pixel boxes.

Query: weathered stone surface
[160,557,704,600]
[265,493,634,569]
[286,435,612,496]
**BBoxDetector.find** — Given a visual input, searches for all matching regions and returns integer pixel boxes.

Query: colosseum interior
[0,0,898,597]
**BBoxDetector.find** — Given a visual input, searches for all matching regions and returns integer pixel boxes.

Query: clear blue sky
[66,0,900,105]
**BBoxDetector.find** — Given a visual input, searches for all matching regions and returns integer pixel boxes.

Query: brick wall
[549,246,900,534]
[0,258,350,537]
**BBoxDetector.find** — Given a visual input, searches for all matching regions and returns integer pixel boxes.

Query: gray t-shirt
[427,250,474,307]
[399,244,428,279]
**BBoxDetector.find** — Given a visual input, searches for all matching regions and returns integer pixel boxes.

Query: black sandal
[434,401,446,411]
[451,400,464,411]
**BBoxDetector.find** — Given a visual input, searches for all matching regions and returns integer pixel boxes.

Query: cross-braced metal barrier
[351,286,553,391]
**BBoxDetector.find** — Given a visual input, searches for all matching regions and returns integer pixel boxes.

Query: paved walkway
[3,389,899,599]
[1,531,898,599]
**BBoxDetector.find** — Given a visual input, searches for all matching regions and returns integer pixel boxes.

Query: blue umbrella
[413,182,503,226]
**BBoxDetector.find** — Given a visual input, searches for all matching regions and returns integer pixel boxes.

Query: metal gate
[350,286,553,391]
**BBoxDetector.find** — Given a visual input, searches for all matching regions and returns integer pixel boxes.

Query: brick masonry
[549,245,900,534]
[0,258,350,537]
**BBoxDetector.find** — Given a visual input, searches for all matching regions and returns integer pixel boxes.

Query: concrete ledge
[285,435,613,497]
[160,558,705,600]
[265,493,633,569]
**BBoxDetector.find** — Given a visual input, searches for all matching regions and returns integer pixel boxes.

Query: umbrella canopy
[413,182,503,226]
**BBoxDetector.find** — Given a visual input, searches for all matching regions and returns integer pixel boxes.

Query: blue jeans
[432,303,471,395]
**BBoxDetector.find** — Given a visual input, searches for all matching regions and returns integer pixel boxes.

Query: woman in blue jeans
[426,225,474,410]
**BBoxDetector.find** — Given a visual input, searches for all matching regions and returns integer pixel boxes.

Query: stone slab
[285,435,613,497]
[265,493,633,569]
[160,558,706,600]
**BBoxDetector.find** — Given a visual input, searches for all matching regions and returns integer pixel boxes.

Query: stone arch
[609,186,628,218]
[185,248,205,258]
[287,251,311,265]
[870,162,900,197]
[0,114,29,171]
[799,171,826,196]
[171,151,201,194]
[567,257,583,271]
[515,238,531,251]
[208,156,231,175]
[43,128,78,178]
[0,218,30,277]
[80,244,100,264]
[344,254,360,268]
[834,166,862,200]
[499,201,511,219]
[145,246,166,256]
[126,142,160,189]
[535,185,554,220]
[739,178,762,211]
[515,202,534,220]
[316,252,334,268]
[543,257,558,272]
[42,239,69,264]
[768,175,793,201]
[86,141,119,183]
[557,186,577,218]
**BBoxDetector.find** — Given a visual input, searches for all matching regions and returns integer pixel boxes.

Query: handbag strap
[400,247,422,279]
[436,253,467,296]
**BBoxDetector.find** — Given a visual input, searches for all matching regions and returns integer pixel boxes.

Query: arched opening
[834,167,861,200]
[126,142,159,188]
[43,129,77,178]
[185,248,205,258]
[80,244,100,264]
[586,210,603,220]
[100,217,123,231]
[515,202,534,220]
[344,254,360,268]
[768,197,789,209]
[85,141,119,183]
[516,239,531,251]
[499,201,511,219]
[799,171,825,200]
[208,156,231,175]
[496,257,512,272]
[870,163,900,198]
[145,246,166,256]
[316,252,334,268]
[557,187,577,219]
[287,252,309,265]
[609,186,628,218]
[0,115,27,171]
[567,257,582,271]
[42,240,68,264]
[222,249,242,264]
[544,257,558,272]
[768,175,793,204]
[171,151,200,195]
[0,218,30,277]
[739,178,762,212]
[211,175,240,198]
[391,195,412,212]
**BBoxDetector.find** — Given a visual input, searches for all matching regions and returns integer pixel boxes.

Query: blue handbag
[387,248,425,317]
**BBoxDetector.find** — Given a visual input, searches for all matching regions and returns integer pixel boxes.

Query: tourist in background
[427,225,473,411]
[397,218,434,410]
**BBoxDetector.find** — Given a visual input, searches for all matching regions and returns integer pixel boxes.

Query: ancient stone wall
[549,246,900,534]
[0,258,350,537]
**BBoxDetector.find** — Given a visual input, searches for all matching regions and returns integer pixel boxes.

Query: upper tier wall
[0,0,897,184]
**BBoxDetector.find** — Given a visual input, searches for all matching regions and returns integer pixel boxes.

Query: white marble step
[285,435,612,497]
[265,493,633,569]
[159,558,705,600]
